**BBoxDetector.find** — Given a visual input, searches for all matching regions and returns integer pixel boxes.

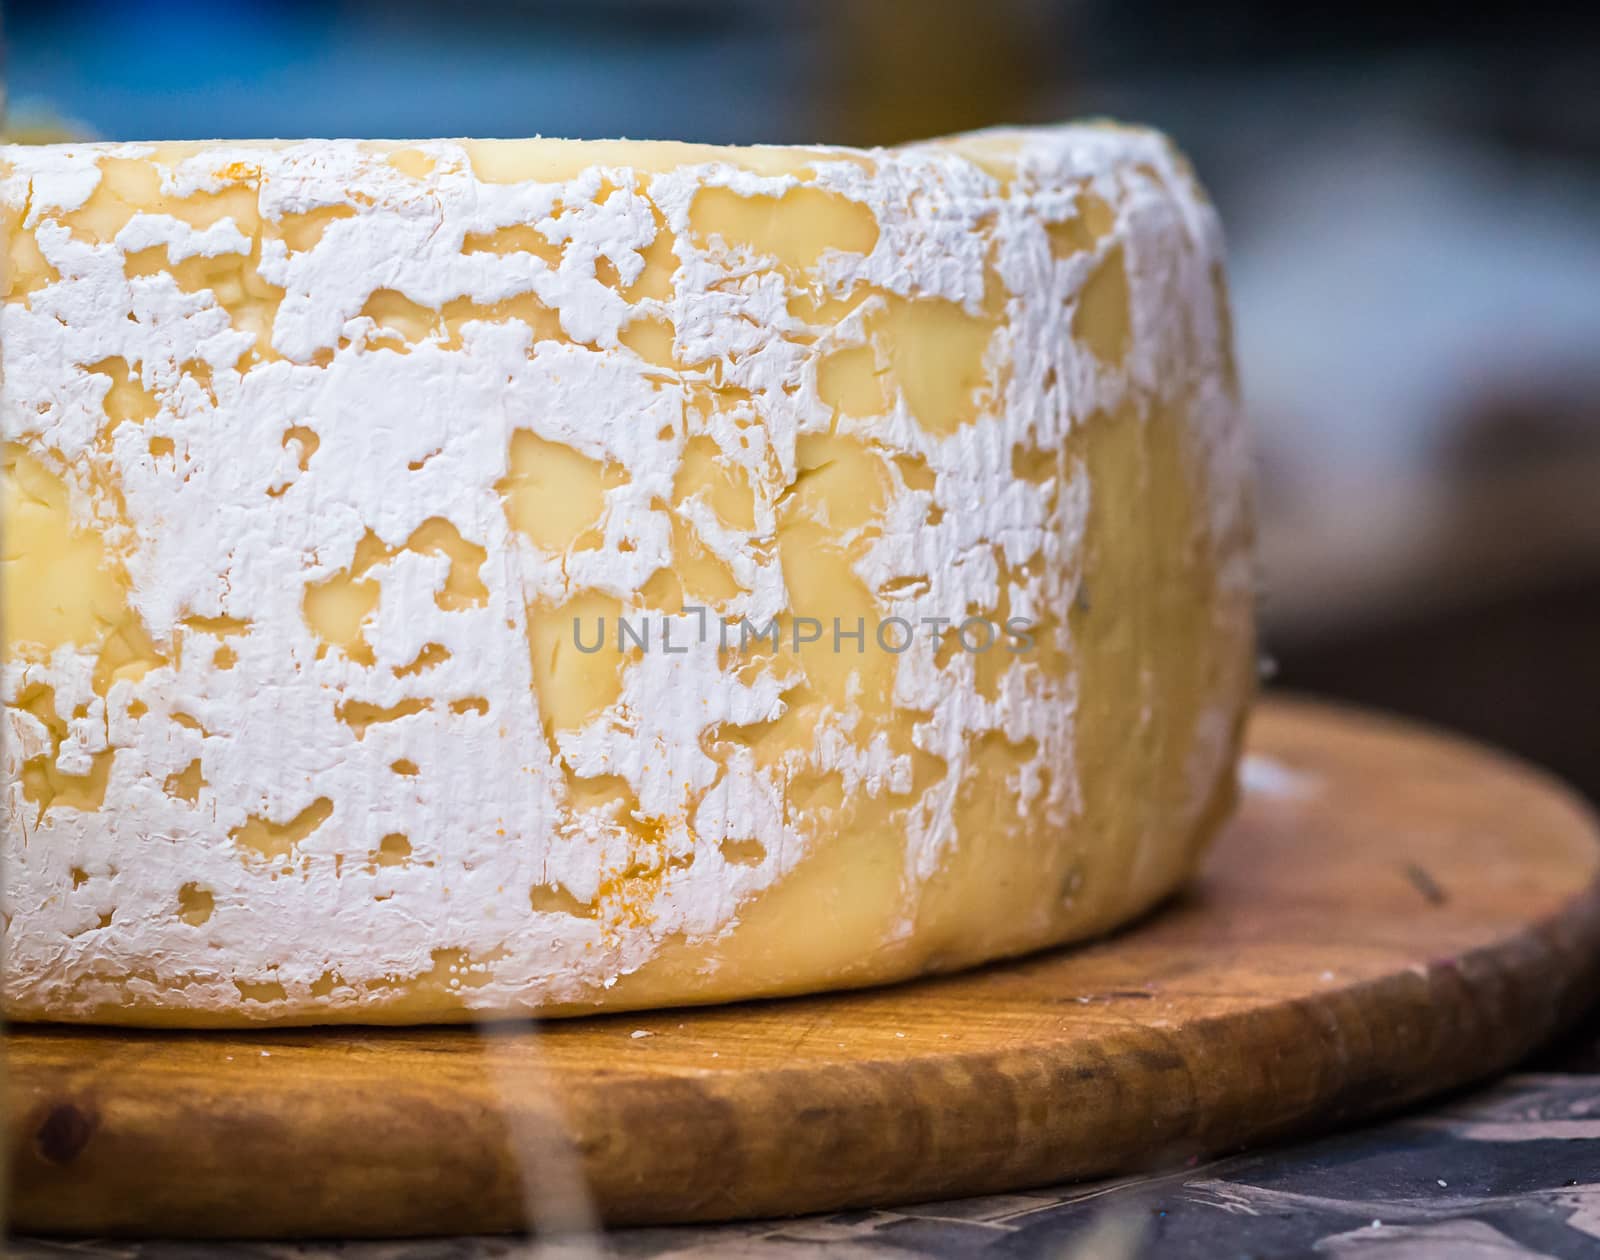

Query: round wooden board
[8,698,1600,1238]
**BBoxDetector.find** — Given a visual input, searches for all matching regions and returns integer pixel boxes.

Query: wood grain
[8,697,1600,1238]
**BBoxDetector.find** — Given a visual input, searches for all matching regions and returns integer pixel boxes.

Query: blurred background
[6,0,1599,799]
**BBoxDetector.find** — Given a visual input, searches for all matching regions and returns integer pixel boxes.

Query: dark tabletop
[14,1010,1600,1260]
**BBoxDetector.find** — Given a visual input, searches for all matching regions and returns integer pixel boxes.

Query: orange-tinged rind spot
[499,430,625,553]
[230,797,333,862]
[690,184,878,272]
[1073,243,1132,365]
[528,590,629,740]
[176,882,214,925]
[2,445,134,662]
[817,344,888,417]
[336,698,431,739]
[674,436,757,532]
[619,315,679,370]
[164,758,207,804]
[878,297,998,437]
[303,570,380,666]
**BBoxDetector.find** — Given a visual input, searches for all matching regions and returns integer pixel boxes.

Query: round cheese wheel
[1,125,1253,1025]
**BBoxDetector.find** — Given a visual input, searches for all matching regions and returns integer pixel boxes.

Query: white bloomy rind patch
[1,126,1253,1024]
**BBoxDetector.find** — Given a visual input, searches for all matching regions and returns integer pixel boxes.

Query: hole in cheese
[176,882,214,925]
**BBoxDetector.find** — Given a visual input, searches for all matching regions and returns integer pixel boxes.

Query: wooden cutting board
[8,697,1600,1238]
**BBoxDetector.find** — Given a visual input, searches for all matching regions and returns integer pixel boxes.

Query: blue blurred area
[5,0,816,142]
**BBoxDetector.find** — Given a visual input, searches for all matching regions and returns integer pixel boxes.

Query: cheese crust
[1,126,1254,1025]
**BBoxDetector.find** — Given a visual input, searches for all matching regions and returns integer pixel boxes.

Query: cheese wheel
[1,126,1254,1025]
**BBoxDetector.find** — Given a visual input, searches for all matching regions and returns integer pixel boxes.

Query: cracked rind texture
[0,125,1254,1026]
